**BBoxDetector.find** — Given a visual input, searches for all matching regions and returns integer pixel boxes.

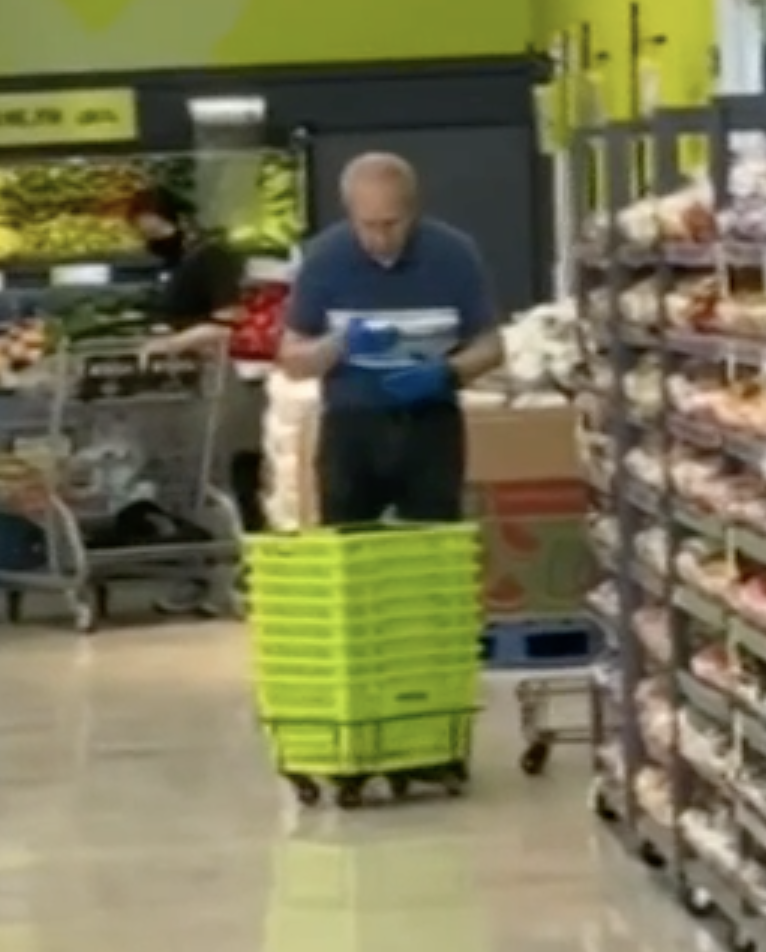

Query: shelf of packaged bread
[731,615,766,666]
[732,527,766,565]
[670,413,766,470]
[674,583,727,629]
[675,502,725,541]
[665,330,766,369]
[677,670,731,725]
[625,478,661,517]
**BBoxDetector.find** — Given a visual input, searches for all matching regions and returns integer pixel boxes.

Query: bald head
[340,153,418,205]
[339,152,419,264]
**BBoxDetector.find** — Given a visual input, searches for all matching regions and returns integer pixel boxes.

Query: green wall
[533,0,715,116]
[0,0,533,75]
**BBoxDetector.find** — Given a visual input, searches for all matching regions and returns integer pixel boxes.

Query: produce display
[0,150,302,262]
[228,150,304,256]
[0,158,187,261]
[0,317,47,389]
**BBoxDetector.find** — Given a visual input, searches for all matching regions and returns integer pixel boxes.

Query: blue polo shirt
[285,217,496,408]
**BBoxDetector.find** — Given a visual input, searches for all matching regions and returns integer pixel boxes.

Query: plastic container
[247,562,479,602]
[253,663,478,722]
[243,522,481,569]
[263,708,475,775]
[249,590,481,634]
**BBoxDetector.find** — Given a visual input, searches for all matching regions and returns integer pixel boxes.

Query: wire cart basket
[0,337,242,632]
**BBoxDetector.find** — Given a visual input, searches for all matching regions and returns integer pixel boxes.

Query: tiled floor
[0,620,709,952]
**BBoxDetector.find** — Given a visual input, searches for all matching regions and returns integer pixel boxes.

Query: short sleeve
[201,244,243,314]
[454,238,497,340]
[284,254,329,338]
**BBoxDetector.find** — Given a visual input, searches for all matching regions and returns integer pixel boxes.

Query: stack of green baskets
[244,523,482,778]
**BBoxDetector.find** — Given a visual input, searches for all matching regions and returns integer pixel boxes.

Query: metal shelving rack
[577,97,766,949]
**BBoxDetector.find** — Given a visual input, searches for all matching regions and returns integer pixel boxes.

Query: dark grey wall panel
[312,126,539,311]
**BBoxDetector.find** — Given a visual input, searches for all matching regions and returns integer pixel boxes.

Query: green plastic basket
[262,709,475,775]
[252,645,478,677]
[246,563,480,603]
[243,523,480,568]
[249,624,480,664]
[253,664,478,722]
[250,588,480,625]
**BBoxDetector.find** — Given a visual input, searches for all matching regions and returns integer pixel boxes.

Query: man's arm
[448,238,504,384]
[278,254,342,380]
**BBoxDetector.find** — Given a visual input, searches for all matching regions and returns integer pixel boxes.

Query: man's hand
[344,317,399,359]
[381,360,453,405]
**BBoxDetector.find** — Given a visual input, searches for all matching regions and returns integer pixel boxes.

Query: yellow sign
[0,89,136,147]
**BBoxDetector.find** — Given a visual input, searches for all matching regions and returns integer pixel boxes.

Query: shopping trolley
[0,337,242,632]
[482,614,604,775]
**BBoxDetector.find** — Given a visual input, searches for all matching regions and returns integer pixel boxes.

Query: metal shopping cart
[0,337,242,632]
[482,615,604,775]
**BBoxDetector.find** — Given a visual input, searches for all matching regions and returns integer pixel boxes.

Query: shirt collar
[350,221,422,268]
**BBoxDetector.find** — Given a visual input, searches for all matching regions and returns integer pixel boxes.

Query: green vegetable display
[0,150,303,262]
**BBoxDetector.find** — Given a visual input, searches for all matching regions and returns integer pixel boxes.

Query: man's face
[347,182,414,264]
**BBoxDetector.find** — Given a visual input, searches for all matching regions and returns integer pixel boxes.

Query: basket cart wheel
[682,884,712,917]
[387,774,411,801]
[287,774,321,807]
[6,590,23,623]
[732,936,754,952]
[443,770,465,797]
[587,779,618,822]
[452,761,470,783]
[638,840,664,869]
[335,778,365,810]
[95,585,110,620]
[520,739,550,776]
[67,588,100,635]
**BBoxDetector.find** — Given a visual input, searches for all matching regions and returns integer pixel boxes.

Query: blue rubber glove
[381,360,453,405]
[344,317,399,359]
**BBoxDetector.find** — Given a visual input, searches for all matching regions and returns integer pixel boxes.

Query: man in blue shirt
[279,152,503,523]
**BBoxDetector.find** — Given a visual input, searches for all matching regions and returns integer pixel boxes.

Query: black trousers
[317,403,465,525]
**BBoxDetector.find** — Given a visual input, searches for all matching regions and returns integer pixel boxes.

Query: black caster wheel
[336,782,364,810]
[732,936,753,952]
[593,791,618,822]
[452,762,470,783]
[292,777,321,807]
[682,884,712,917]
[520,741,550,776]
[638,841,665,869]
[443,773,465,797]
[388,775,410,800]
[6,590,22,623]
[94,585,110,621]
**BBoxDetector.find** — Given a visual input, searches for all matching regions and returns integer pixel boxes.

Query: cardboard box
[464,406,591,619]
[294,406,592,618]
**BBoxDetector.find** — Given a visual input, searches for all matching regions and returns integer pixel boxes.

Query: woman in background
[127,188,262,614]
